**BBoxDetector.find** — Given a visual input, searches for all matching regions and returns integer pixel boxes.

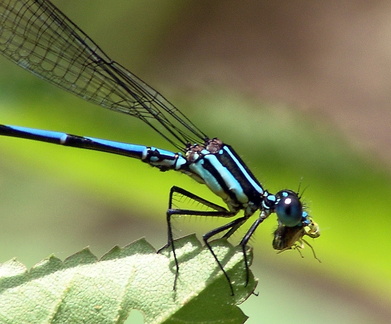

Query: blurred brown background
[153,1,391,168]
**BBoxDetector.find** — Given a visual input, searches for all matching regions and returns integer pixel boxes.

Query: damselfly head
[275,190,303,227]
[272,189,321,261]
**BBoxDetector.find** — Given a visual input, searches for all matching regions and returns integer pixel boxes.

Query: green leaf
[0,235,257,324]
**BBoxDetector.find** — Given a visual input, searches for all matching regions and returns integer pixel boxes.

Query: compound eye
[275,191,303,227]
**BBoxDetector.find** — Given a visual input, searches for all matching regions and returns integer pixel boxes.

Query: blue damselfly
[0,0,320,294]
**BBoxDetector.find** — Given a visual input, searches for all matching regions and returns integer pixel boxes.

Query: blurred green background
[1,1,390,323]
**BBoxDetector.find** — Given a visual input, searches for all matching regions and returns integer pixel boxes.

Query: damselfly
[0,0,320,294]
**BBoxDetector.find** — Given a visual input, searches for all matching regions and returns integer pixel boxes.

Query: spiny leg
[203,216,250,295]
[159,186,237,291]
[238,211,270,286]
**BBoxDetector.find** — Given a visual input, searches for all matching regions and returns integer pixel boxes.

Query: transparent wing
[0,0,207,151]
